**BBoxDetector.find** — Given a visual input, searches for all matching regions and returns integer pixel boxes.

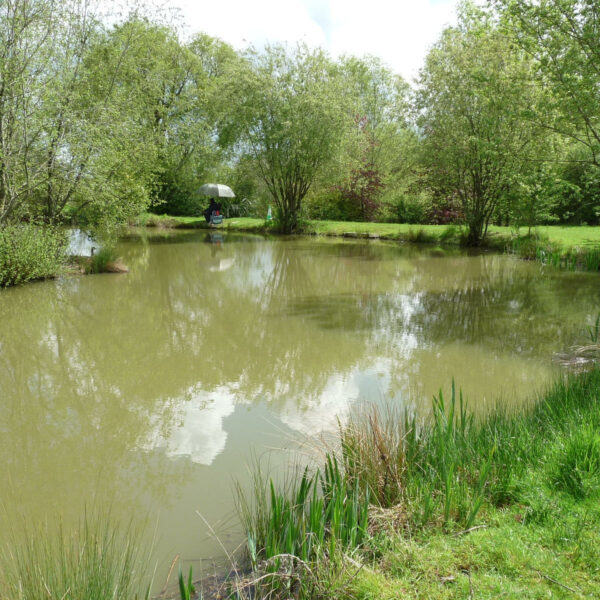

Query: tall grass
[551,426,600,499]
[0,223,67,287]
[0,515,152,600]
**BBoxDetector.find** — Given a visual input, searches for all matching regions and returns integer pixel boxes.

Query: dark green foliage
[553,160,600,225]
[0,224,67,287]
[305,189,358,222]
[392,195,428,224]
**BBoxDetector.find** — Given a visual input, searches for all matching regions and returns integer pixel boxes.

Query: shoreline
[228,367,600,600]
[136,214,600,273]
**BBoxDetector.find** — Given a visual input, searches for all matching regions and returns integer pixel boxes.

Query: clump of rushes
[0,224,67,287]
[0,515,152,600]
[236,455,369,598]
[406,227,436,244]
[342,383,494,529]
[507,232,600,271]
[85,247,128,274]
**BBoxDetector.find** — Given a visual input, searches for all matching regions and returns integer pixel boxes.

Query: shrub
[0,224,67,287]
[391,194,428,224]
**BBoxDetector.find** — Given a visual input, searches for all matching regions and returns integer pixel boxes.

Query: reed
[340,382,494,529]
[235,455,369,599]
[0,514,152,600]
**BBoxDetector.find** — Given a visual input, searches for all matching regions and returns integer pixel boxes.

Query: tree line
[1,0,599,245]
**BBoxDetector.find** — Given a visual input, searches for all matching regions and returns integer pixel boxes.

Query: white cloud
[147,385,236,465]
[171,0,461,81]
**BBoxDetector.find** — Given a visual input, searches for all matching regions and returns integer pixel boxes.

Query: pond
[0,231,598,591]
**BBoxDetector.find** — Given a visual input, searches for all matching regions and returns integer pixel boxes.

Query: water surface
[1,231,598,589]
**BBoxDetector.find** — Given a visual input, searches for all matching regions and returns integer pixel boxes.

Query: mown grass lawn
[140,213,600,251]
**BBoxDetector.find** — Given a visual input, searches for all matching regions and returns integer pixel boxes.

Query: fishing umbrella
[198,183,235,198]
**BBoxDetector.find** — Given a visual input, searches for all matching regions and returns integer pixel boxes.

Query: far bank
[136,214,600,272]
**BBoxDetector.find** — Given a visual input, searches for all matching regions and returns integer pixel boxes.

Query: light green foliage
[417,4,547,244]
[0,224,67,287]
[0,4,238,232]
[0,0,62,223]
[101,22,238,217]
[496,0,600,167]
[0,1,156,230]
[227,44,349,233]
[493,0,600,227]
[506,166,562,233]
[304,56,415,224]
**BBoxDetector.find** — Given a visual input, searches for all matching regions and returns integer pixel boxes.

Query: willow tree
[229,44,347,233]
[416,5,544,245]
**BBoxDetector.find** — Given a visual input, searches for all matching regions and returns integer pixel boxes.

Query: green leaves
[0,224,67,287]
[228,44,349,232]
[417,7,548,244]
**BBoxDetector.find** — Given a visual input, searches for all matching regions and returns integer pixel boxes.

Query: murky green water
[1,231,598,589]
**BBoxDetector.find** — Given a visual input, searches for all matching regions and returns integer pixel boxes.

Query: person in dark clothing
[203,198,218,223]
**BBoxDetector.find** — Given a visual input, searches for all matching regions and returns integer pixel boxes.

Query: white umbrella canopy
[198,183,235,198]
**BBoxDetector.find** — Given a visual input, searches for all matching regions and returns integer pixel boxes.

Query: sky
[168,0,461,82]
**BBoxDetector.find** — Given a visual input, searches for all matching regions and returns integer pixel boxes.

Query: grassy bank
[231,369,600,599]
[137,214,600,272]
